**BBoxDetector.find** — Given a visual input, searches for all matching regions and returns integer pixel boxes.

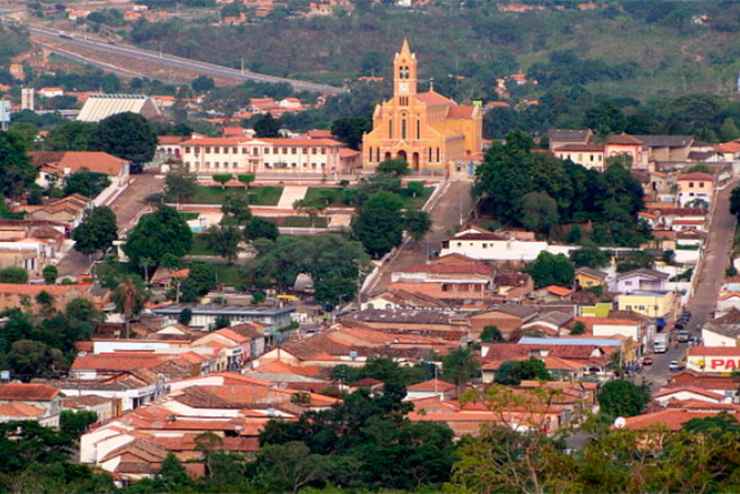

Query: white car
[669,360,683,372]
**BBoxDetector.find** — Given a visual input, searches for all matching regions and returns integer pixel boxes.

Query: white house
[439,229,575,262]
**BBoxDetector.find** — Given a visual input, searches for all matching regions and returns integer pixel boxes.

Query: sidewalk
[277,186,308,209]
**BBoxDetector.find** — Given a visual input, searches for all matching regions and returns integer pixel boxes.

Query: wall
[701,329,737,347]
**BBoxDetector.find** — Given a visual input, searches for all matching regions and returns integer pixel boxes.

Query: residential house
[16,194,90,229]
[439,228,570,263]
[493,271,534,301]
[575,267,608,289]
[574,316,648,354]
[547,129,593,152]
[0,383,61,427]
[0,219,66,277]
[604,133,649,169]
[716,293,740,318]
[686,346,740,373]
[616,290,674,318]
[552,143,605,171]
[531,285,573,303]
[340,309,470,341]
[362,289,452,311]
[633,135,694,162]
[404,379,457,401]
[31,151,130,188]
[653,386,733,406]
[702,310,740,347]
[667,371,739,403]
[469,304,577,339]
[676,172,715,207]
[389,253,494,302]
[618,400,739,432]
[151,304,295,331]
[61,395,119,422]
[716,139,740,162]
[609,269,669,294]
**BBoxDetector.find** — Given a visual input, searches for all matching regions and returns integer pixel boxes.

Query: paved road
[641,181,737,389]
[365,181,475,294]
[24,25,344,95]
[56,174,164,277]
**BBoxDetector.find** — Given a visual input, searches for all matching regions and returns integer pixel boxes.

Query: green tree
[331,116,371,150]
[0,131,36,198]
[442,347,480,388]
[124,205,192,268]
[245,217,279,241]
[165,171,198,206]
[720,117,740,141]
[597,379,650,418]
[112,276,147,339]
[206,225,241,263]
[570,244,610,268]
[59,410,97,439]
[72,206,118,257]
[180,262,218,303]
[352,191,404,258]
[155,453,192,491]
[221,192,252,225]
[237,173,255,190]
[481,325,503,342]
[571,321,586,335]
[7,122,38,149]
[63,170,111,198]
[213,315,230,330]
[0,266,28,284]
[42,265,58,285]
[377,158,409,176]
[567,224,582,243]
[8,339,65,379]
[520,191,559,234]
[253,113,280,138]
[212,173,232,190]
[45,121,97,151]
[191,75,215,92]
[494,358,552,385]
[91,112,157,163]
[404,209,431,242]
[255,442,331,494]
[526,251,575,288]
[178,308,193,325]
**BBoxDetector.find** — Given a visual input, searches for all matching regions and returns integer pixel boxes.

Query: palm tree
[114,277,144,339]
[141,257,153,284]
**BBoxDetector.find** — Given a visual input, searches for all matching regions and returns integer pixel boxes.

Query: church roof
[448,105,475,119]
[417,90,454,107]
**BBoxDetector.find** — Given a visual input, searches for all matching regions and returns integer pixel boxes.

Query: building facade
[362,39,483,173]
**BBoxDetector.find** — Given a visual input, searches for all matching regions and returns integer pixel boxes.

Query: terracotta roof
[181,137,248,146]
[653,386,725,402]
[678,172,714,182]
[621,408,738,431]
[606,133,643,145]
[716,141,740,153]
[339,148,361,158]
[30,151,129,176]
[548,129,591,143]
[687,346,740,357]
[258,137,343,147]
[400,254,492,276]
[416,90,454,107]
[452,232,508,241]
[0,403,45,417]
[447,104,475,119]
[158,135,187,145]
[0,383,60,401]
[407,379,456,393]
[554,144,604,152]
[575,267,608,280]
[544,285,572,297]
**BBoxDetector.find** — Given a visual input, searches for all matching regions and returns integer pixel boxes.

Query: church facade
[362,39,483,173]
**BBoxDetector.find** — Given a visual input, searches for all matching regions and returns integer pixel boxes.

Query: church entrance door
[397,150,407,163]
[412,152,420,170]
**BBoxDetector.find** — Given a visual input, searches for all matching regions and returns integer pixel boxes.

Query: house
[520,310,574,336]
[191,325,266,371]
[604,133,648,169]
[439,228,571,263]
[609,269,669,294]
[38,87,64,99]
[633,135,694,162]
[77,94,161,123]
[676,172,715,208]
[548,129,593,152]
[531,285,573,303]
[618,401,740,432]
[667,370,739,402]
[716,139,740,161]
[156,135,187,160]
[716,293,740,318]
[493,271,534,301]
[653,386,732,406]
[469,304,577,339]
[340,309,469,341]
[0,383,61,427]
[575,316,648,353]
[686,346,740,373]
[362,289,452,311]
[30,151,130,188]
[616,290,674,318]
[61,395,119,422]
[0,219,67,277]
[15,194,90,228]
[552,143,605,171]
[0,282,94,312]
[389,254,494,302]
[404,378,457,401]
[151,304,295,331]
[575,267,608,289]
[702,309,740,347]
[244,360,330,393]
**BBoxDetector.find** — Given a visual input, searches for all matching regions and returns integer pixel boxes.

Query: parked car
[677,330,690,343]
[669,360,684,372]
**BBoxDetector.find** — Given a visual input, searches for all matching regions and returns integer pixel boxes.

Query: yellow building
[575,267,608,289]
[362,39,483,173]
[617,291,674,318]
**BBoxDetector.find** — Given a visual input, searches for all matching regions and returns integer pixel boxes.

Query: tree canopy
[0,131,36,199]
[352,191,405,258]
[526,251,575,288]
[91,112,157,163]
[72,206,118,257]
[124,205,192,268]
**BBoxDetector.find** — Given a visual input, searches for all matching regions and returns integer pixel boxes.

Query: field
[182,186,283,206]
[305,183,434,210]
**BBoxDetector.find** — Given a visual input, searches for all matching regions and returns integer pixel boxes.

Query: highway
[25,25,345,95]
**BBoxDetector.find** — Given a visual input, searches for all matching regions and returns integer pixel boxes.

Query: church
[362,39,483,173]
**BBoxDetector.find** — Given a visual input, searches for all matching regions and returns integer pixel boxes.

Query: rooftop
[0,383,60,401]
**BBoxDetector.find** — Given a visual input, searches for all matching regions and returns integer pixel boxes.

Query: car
[677,330,690,343]
[642,356,653,366]
[669,360,683,372]
[674,323,684,330]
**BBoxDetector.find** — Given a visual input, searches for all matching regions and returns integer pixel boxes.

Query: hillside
[127,1,740,101]
[0,23,30,84]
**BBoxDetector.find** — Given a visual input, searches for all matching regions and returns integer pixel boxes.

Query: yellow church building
[362,39,483,173]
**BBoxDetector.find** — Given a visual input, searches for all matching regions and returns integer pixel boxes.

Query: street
[640,181,737,389]
[56,173,164,277]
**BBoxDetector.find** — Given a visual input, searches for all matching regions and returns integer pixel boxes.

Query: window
[205,147,211,153]
[224,147,229,154]
[233,147,238,154]
[417,120,420,139]
[242,148,248,154]
[214,147,220,154]
[436,147,440,162]
[185,146,191,153]
[292,147,297,154]
[321,148,326,155]
[699,182,704,188]
[482,243,488,248]
[401,119,407,139]
[689,182,694,187]
[312,147,317,155]
[428,148,432,161]
[389,120,393,138]
[282,147,288,154]
[264,148,270,154]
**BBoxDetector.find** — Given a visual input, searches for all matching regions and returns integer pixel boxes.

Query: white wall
[92,340,177,354]
[701,329,737,348]
[592,324,639,341]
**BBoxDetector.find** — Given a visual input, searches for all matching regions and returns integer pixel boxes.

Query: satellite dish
[614,417,627,429]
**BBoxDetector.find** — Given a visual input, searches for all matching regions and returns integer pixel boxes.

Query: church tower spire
[394,38,417,102]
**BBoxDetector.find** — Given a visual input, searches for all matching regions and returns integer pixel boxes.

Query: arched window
[389,119,393,138]
[402,119,407,140]
[417,120,421,139]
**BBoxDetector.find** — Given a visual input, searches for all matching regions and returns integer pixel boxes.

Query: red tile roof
[416,90,454,107]
[0,383,60,401]
[678,172,714,182]
[606,133,643,145]
[621,407,739,431]
[158,135,187,145]
[653,386,725,402]
[0,283,92,297]
[544,285,572,297]
[554,144,605,152]
[407,379,456,393]
[0,403,45,417]
[687,346,740,357]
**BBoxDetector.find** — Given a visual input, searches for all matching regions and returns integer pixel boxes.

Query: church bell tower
[393,38,417,104]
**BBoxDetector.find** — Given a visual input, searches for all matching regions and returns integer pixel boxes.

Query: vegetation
[91,112,158,163]
[64,170,111,198]
[352,191,404,258]
[166,184,282,205]
[494,358,552,385]
[480,325,503,343]
[0,131,36,199]
[597,379,651,419]
[124,205,192,269]
[72,207,118,257]
[0,267,29,284]
[526,251,575,289]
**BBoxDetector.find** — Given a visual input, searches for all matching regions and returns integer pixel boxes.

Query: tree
[0,131,37,198]
[253,113,280,138]
[42,265,58,285]
[237,173,255,190]
[245,217,279,241]
[0,266,29,284]
[206,225,241,263]
[293,198,325,228]
[91,112,157,163]
[520,191,559,234]
[63,170,111,198]
[45,121,97,151]
[112,276,146,339]
[35,290,54,314]
[570,244,611,268]
[526,251,575,288]
[494,358,552,385]
[597,379,650,418]
[720,117,740,141]
[221,192,252,225]
[213,315,230,330]
[165,171,198,206]
[331,117,371,150]
[377,158,409,176]
[406,181,425,198]
[72,206,118,257]
[730,186,740,220]
[178,308,193,325]
[156,453,192,491]
[571,321,586,335]
[124,205,192,268]
[180,262,218,303]
[191,75,215,92]
[352,191,405,258]
[59,410,97,439]
[212,173,232,190]
[404,209,431,242]
[567,224,582,243]
[442,347,480,388]
[256,442,331,494]
[481,325,503,342]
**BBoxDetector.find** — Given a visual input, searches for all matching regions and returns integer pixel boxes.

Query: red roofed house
[604,133,648,169]
[30,151,130,188]
[389,253,494,302]
[617,400,739,432]
[0,383,61,427]
[687,346,740,374]
[676,172,715,207]
[405,378,456,401]
[156,135,187,160]
[552,143,605,171]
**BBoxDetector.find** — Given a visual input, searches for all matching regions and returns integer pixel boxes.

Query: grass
[210,263,244,287]
[178,212,200,221]
[279,216,329,228]
[189,234,217,255]
[184,186,283,205]
[305,183,434,209]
